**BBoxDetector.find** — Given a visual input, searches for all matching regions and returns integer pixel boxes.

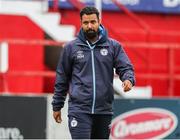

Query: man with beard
[52,6,135,139]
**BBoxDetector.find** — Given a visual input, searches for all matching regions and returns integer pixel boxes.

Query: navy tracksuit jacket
[52,25,135,115]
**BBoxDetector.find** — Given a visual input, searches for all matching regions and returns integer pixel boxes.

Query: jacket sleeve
[113,40,135,86]
[51,43,72,111]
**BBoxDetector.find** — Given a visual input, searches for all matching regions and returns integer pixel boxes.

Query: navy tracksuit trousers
[68,113,112,139]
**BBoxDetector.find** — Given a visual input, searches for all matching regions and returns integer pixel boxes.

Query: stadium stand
[49,0,180,97]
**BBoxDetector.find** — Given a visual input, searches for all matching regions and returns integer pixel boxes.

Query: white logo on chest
[100,48,108,56]
[77,50,84,59]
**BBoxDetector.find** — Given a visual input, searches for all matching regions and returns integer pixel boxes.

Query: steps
[0,0,75,42]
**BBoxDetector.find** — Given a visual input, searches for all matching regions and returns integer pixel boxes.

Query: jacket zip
[86,41,96,114]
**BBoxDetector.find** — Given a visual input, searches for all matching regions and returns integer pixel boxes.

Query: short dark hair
[80,6,99,20]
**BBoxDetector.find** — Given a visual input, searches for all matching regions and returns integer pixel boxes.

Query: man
[52,6,135,139]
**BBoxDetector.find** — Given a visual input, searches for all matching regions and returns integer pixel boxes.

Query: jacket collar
[77,24,108,47]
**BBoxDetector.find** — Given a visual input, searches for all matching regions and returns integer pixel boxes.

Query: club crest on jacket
[100,48,108,56]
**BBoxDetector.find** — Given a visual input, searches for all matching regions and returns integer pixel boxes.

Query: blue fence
[49,0,180,14]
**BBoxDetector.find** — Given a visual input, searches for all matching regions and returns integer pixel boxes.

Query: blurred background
[0,0,180,139]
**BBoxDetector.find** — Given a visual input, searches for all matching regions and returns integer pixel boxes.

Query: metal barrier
[0,39,180,96]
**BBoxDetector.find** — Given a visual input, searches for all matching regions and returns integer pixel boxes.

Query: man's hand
[122,80,132,92]
[53,111,62,123]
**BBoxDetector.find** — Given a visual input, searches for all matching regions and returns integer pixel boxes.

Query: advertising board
[111,99,180,139]
[0,96,47,139]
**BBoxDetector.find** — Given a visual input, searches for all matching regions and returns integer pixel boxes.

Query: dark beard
[84,29,98,40]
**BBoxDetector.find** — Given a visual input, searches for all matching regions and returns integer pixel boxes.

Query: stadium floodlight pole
[94,0,102,19]
[41,0,49,13]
